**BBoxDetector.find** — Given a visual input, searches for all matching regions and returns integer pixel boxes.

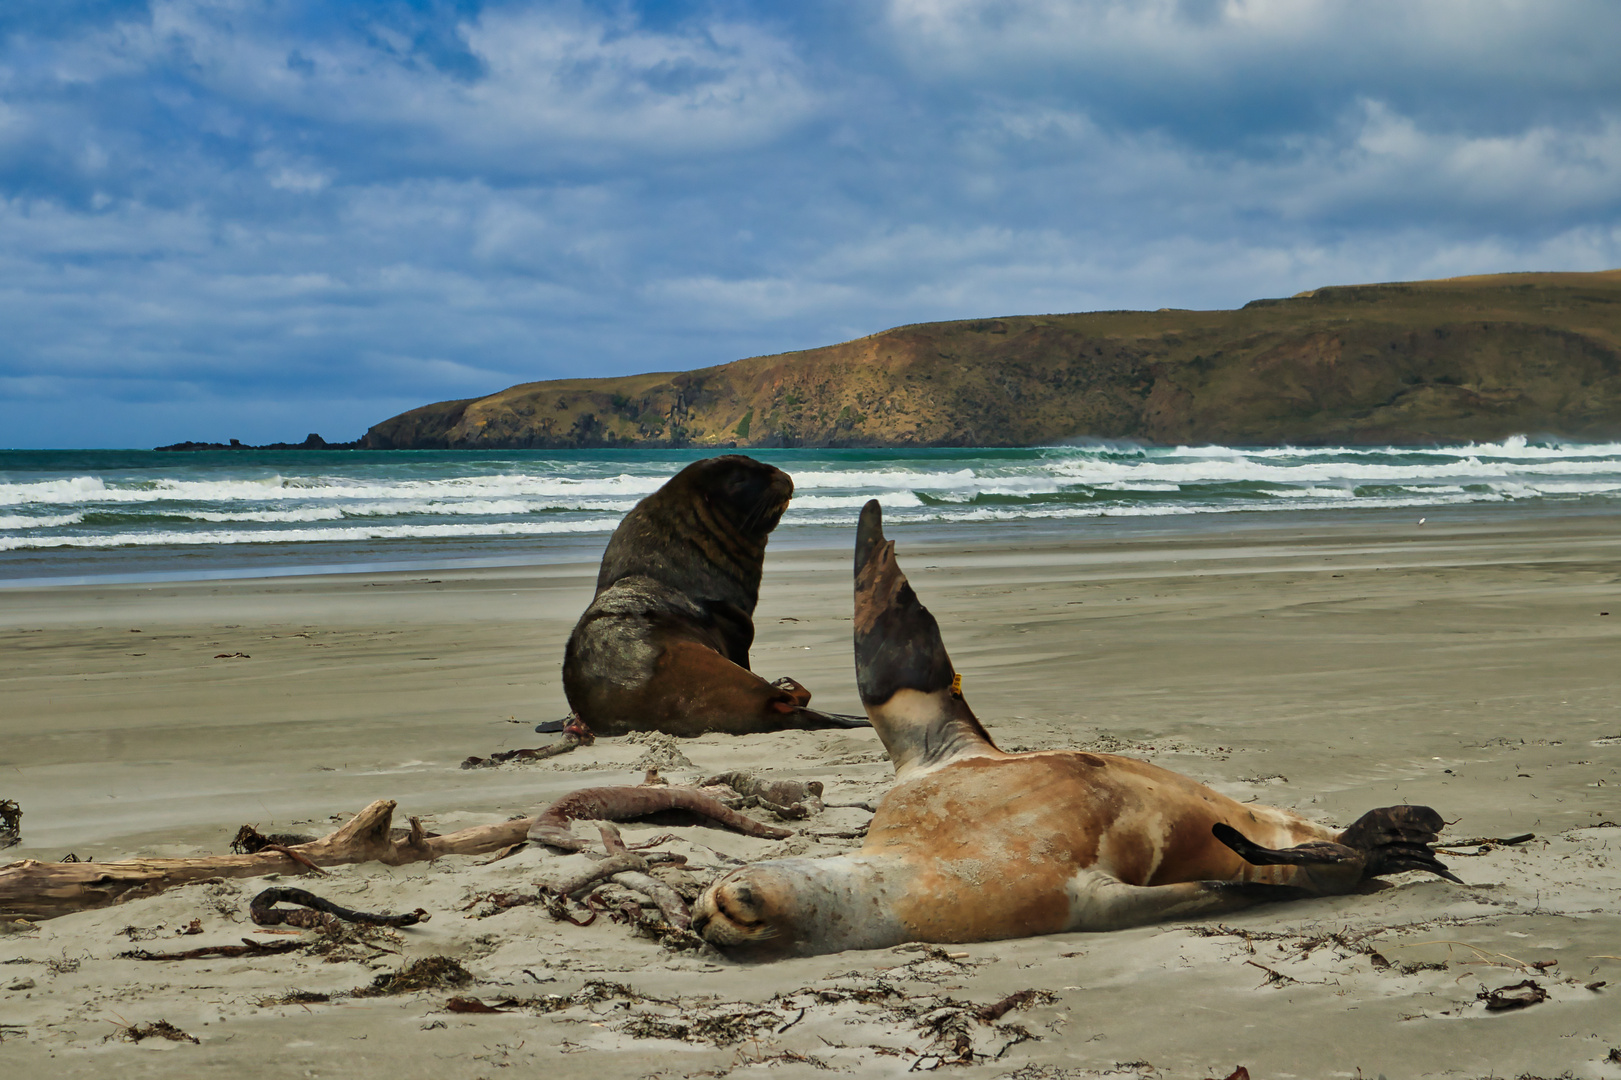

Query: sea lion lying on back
[557,455,868,738]
[692,500,1458,958]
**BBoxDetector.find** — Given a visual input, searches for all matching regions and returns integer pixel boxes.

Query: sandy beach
[2,509,1619,1078]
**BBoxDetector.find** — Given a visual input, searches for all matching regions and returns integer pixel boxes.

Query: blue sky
[3,0,1620,448]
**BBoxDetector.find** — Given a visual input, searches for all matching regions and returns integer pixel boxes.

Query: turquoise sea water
[3,439,1621,584]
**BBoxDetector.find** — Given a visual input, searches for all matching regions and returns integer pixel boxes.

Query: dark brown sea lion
[692,500,1458,958]
[555,455,868,737]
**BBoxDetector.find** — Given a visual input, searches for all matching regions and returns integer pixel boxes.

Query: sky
[3,1,1621,449]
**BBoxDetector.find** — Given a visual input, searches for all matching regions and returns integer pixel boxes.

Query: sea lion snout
[694,867,799,960]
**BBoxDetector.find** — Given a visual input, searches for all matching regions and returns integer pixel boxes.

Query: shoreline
[3,506,1619,1076]
[8,498,1621,590]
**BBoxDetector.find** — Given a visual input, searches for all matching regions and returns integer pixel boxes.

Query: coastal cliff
[364,270,1621,449]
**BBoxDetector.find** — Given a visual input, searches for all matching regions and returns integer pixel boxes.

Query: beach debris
[107,1019,199,1045]
[213,652,250,659]
[973,989,1056,1023]
[256,957,477,1008]
[461,978,1055,1065]
[1479,978,1548,1011]
[0,798,535,921]
[462,719,595,769]
[352,956,473,997]
[444,996,506,1014]
[230,825,317,853]
[702,771,826,819]
[1206,1070,1251,1080]
[0,799,20,849]
[526,783,792,853]
[120,938,312,961]
[1435,831,1536,856]
[257,990,332,1007]
[540,823,693,931]
[250,886,428,929]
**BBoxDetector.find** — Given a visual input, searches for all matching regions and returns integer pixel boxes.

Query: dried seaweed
[108,1019,199,1044]
[352,956,473,997]
[0,799,20,849]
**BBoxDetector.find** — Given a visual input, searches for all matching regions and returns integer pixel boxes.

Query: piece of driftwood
[701,772,825,819]
[120,938,312,961]
[0,799,531,922]
[464,719,595,769]
[528,785,793,851]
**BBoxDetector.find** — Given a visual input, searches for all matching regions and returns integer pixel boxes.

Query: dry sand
[2,510,1619,1078]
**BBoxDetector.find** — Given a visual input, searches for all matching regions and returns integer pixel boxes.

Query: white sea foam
[0,512,85,530]
[5,442,1621,568]
[0,517,625,552]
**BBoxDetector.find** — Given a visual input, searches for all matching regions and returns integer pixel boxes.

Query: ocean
[3,438,1620,585]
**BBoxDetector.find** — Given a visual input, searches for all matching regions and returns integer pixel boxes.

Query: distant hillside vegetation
[364,270,1621,449]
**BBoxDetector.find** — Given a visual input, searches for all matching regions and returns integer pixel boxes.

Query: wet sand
[2,510,1619,1078]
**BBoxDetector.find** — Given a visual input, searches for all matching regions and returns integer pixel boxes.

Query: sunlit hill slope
[364,270,1621,449]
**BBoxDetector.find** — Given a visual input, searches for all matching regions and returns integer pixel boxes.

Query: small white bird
[1418,517,1426,526]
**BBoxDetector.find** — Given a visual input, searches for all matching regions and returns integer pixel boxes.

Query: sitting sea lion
[556,455,868,738]
[692,500,1458,958]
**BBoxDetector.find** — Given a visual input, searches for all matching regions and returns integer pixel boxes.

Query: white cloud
[118,0,821,165]
[1,1,1619,449]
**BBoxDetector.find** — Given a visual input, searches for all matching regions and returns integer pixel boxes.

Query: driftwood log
[2,785,798,923]
[0,799,528,922]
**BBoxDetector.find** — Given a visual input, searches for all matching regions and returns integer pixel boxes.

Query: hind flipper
[1336,805,1462,883]
[1214,804,1460,894]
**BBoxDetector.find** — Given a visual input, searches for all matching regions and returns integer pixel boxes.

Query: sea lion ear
[855,499,886,577]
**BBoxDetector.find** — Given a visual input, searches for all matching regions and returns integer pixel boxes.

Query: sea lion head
[691,864,809,960]
[694,856,909,959]
[595,455,793,599]
[680,454,794,538]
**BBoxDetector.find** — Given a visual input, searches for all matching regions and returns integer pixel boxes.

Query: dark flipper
[1212,825,1363,871]
[540,710,867,733]
[1336,804,1462,883]
[1214,804,1462,887]
[789,708,871,729]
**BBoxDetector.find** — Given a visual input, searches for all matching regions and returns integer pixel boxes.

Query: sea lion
[692,500,1458,958]
[557,455,868,737]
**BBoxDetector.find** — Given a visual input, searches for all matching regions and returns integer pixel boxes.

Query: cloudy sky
[3,1,1620,448]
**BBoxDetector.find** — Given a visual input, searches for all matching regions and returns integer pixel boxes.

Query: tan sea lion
[692,500,1458,958]
[554,455,868,738]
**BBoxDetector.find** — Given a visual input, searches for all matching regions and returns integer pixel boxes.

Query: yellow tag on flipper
[950,672,963,698]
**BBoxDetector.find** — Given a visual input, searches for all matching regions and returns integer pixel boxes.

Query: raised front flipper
[853,500,998,775]
[1213,804,1461,894]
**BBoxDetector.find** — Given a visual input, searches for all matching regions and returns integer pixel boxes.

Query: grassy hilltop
[364,270,1621,449]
